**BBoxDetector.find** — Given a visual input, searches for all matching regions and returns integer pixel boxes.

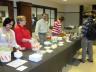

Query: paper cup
[0,51,11,62]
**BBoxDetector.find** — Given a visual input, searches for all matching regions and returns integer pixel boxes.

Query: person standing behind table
[32,14,37,32]
[14,16,32,50]
[52,16,64,36]
[81,15,95,63]
[0,18,20,54]
[35,13,49,45]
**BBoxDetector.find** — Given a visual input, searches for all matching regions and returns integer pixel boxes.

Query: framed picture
[0,11,5,17]
[0,11,5,26]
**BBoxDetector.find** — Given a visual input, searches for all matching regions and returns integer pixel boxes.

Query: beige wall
[11,0,64,12]
[64,5,80,12]
[63,5,80,26]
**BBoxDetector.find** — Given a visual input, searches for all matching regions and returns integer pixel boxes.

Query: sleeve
[56,22,62,33]
[35,21,40,36]
[11,30,20,48]
[58,24,62,33]
[0,28,1,37]
[46,21,49,32]
[24,29,31,39]
[14,28,23,43]
[0,28,2,44]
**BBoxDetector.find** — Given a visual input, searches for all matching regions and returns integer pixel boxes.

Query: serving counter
[0,38,81,72]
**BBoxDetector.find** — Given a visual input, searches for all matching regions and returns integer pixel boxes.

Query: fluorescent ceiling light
[62,0,67,1]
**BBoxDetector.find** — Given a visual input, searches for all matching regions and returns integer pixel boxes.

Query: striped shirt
[82,17,93,37]
[82,20,89,37]
[52,20,62,35]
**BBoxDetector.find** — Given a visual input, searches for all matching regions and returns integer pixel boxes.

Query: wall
[63,5,80,27]
[11,0,64,12]
[10,0,65,25]
[11,0,81,27]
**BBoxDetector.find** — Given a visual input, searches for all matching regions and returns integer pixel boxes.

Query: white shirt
[0,27,19,51]
[35,19,49,36]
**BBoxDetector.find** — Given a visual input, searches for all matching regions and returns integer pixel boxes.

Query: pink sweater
[52,20,62,35]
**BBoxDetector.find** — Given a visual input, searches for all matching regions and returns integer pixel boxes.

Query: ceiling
[46,0,96,5]
[10,0,96,5]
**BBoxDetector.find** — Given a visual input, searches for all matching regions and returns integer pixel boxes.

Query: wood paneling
[79,5,84,25]
[92,5,96,10]
[17,2,32,34]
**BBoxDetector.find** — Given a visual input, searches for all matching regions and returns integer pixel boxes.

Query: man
[81,12,96,63]
[35,13,49,45]
[32,14,37,32]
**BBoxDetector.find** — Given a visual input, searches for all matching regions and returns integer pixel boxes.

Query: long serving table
[0,38,81,72]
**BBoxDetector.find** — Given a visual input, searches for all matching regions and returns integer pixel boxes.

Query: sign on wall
[0,6,8,27]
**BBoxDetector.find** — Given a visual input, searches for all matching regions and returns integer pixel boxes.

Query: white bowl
[29,53,43,62]
[14,50,23,59]
[58,43,64,46]
[44,41,51,45]
[44,46,51,49]
[51,44,57,49]
[58,37,63,40]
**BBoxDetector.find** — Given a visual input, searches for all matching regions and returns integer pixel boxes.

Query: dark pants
[38,33,47,45]
[81,37,93,61]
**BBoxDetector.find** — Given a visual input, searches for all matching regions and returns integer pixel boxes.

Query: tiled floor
[62,45,96,72]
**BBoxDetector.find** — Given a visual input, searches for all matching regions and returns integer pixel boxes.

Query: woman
[0,17,19,53]
[52,16,64,36]
[14,16,32,50]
